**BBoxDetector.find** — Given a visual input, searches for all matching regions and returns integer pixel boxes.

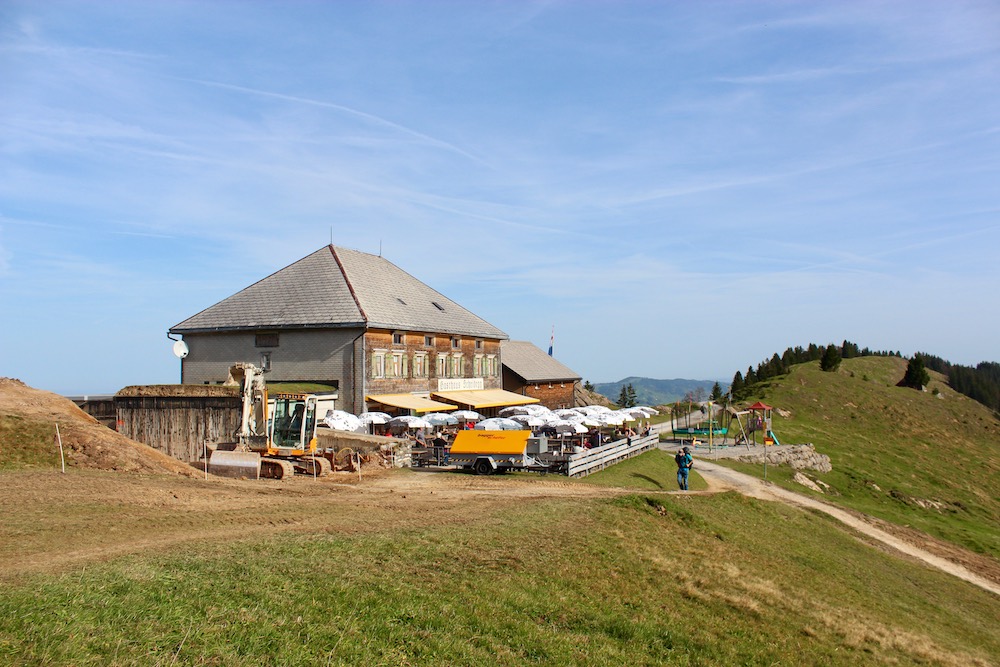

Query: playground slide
[767,431,780,446]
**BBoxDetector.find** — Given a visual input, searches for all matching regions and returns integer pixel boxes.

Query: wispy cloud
[182,78,489,166]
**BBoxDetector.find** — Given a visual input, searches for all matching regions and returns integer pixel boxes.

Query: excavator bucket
[208,449,261,479]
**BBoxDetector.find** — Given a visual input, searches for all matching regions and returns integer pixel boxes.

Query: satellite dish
[172,340,189,359]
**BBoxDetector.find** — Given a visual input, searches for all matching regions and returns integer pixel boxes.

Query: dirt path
[692,459,1000,596]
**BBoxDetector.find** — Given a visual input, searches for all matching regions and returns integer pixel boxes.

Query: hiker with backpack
[675,446,693,491]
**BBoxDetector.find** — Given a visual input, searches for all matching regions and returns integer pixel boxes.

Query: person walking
[675,446,693,490]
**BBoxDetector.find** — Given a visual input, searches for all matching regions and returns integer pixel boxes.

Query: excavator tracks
[295,456,332,477]
[260,458,296,479]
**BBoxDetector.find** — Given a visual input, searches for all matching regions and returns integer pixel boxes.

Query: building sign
[437,377,485,392]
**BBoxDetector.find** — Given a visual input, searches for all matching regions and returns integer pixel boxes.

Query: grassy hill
[721,356,1000,559]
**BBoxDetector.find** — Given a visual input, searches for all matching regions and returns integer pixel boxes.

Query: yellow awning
[366,393,457,413]
[431,388,540,409]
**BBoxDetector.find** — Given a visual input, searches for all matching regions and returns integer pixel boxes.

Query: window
[473,354,483,377]
[371,351,386,379]
[255,333,279,347]
[392,332,404,345]
[475,340,483,350]
[436,354,447,377]
[424,335,434,346]
[414,352,428,378]
[390,352,407,378]
[260,352,272,371]
[486,355,498,377]
[451,353,463,377]
[451,337,461,349]
[432,302,445,311]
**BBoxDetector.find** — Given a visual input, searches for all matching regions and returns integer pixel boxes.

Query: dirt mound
[0,378,197,477]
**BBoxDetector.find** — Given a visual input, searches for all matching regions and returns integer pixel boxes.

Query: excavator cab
[268,394,319,454]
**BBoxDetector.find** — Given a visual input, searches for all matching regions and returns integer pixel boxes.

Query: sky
[2,1,999,395]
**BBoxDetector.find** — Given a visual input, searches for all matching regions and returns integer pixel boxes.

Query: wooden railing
[565,434,659,478]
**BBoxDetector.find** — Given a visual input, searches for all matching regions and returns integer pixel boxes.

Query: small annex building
[500,340,581,410]
[169,245,536,415]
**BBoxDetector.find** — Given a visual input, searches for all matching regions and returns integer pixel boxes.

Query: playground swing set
[673,400,781,449]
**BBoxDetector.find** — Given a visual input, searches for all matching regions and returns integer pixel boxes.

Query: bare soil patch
[0,377,196,476]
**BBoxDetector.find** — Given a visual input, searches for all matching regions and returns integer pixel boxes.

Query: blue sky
[2,1,998,395]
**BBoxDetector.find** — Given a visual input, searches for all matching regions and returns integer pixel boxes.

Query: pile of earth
[0,377,197,477]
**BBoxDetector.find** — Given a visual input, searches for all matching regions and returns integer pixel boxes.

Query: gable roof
[500,340,581,383]
[170,245,507,339]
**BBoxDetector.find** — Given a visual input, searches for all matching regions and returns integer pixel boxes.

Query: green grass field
[1,470,996,666]
[713,357,1000,559]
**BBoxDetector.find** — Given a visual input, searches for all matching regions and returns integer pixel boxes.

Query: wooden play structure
[727,401,779,447]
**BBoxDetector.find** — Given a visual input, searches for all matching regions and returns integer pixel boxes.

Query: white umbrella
[358,411,391,425]
[511,414,547,427]
[324,410,362,432]
[549,419,589,434]
[389,415,433,430]
[595,413,626,426]
[553,408,582,418]
[547,412,584,423]
[451,410,483,421]
[613,410,639,422]
[422,412,459,426]
[498,406,533,416]
[634,406,659,416]
[475,417,524,431]
[523,404,553,416]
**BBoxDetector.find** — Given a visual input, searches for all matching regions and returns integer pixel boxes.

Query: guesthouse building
[169,245,535,415]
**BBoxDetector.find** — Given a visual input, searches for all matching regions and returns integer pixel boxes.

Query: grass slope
[1,470,996,666]
[731,356,1000,558]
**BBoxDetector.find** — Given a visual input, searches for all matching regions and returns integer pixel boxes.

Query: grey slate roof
[501,340,581,383]
[170,245,507,339]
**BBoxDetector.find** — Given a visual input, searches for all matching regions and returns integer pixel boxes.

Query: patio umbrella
[389,415,433,430]
[474,417,524,431]
[510,414,546,427]
[323,410,362,432]
[422,412,459,426]
[358,411,391,425]
[451,410,483,421]
[549,420,588,435]
[595,413,626,426]
[498,406,533,417]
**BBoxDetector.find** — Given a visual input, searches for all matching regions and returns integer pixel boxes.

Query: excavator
[207,363,332,479]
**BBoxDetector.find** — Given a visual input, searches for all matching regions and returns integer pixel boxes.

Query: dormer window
[432,302,445,311]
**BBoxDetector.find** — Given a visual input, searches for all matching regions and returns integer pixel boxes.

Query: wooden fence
[565,433,659,478]
[115,395,241,463]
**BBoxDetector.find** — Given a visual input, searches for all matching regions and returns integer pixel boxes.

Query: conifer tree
[820,344,842,372]
[710,381,723,401]
[901,355,930,389]
[617,385,629,408]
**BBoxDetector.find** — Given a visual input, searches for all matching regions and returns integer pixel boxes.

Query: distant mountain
[593,377,725,407]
